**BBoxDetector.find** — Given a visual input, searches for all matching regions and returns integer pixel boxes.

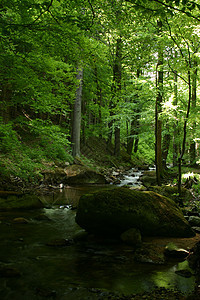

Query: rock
[0,192,43,211]
[189,216,200,227]
[76,187,194,237]
[64,165,107,185]
[73,230,89,242]
[35,287,57,298]
[134,244,166,264]
[13,217,29,224]
[140,174,157,187]
[46,238,73,247]
[120,228,142,246]
[188,241,200,273]
[164,243,189,259]
[138,165,149,170]
[192,227,200,234]
[175,270,193,278]
[34,214,51,221]
[149,186,193,203]
[0,265,21,277]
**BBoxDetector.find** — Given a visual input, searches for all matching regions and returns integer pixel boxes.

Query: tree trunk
[178,70,192,200]
[155,20,163,186]
[173,69,179,167]
[72,68,83,158]
[189,59,197,166]
[162,127,171,169]
[127,69,141,155]
[113,38,122,156]
[127,120,135,155]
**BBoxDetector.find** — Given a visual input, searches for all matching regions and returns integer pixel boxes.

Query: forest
[1,0,200,187]
[1,1,200,299]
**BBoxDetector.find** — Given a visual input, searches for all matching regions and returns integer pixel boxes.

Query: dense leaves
[0,0,200,183]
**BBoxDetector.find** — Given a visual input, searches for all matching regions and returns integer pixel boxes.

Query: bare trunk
[155,20,163,186]
[72,68,83,158]
[173,69,179,167]
[178,70,191,200]
[189,59,197,166]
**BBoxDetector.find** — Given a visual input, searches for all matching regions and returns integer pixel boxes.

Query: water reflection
[0,188,196,299]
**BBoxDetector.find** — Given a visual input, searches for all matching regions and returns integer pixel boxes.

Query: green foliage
[0,118,73,183]
[0,121,20,153]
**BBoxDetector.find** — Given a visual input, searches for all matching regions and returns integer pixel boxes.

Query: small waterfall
[118,168,143,187]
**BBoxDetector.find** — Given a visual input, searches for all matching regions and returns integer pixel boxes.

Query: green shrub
[0,121,20,153]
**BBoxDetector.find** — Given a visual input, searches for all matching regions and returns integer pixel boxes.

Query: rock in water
[75,188,194,237]
[0,192,43,210]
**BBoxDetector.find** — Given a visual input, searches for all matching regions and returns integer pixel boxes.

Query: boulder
[64,165,107,185]
[120,228,142,246]
[164,242,189,259]
[75,187,194,237]
[189,216,200,227]
[134,244,166,264]
[140,174,157,187]
[149,186,193,203]
[13,217,29,224]
[0,192,43,210]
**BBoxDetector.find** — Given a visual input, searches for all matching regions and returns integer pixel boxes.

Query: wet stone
[13,217,29,224]
[46,238,73,247]
[0,265,21,277]
[192,226,200,233]
[164,243,189,260]
[35,287,57,298]
[34,214,51,221]
[175,269,193,278]
[189,216,200,227]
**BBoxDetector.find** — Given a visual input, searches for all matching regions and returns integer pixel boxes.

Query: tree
[72,68,83,158]
[155,19,164,185]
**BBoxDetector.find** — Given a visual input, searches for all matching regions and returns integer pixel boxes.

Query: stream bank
[0,177,200,300]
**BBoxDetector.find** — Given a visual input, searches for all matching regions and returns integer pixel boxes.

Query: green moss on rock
[75,187,194,238]
[0,192,43,210]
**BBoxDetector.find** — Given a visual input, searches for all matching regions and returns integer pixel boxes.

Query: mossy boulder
[64,165,107,185]
[149,186,193,203]
[0,192,43,210]
[76,187,194,237]
[140,171,157,187]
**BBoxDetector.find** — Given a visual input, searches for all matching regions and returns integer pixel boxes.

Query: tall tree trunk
[189,59,197,166]
[113,37,122,156]
[127,120,135,155]
[127,69,141,155]
[178,70,192,200]
[155,20,163,186]
[72,68,83,158]
[173,69,179,167]
[94,67,103,138]
[162,125,171,169]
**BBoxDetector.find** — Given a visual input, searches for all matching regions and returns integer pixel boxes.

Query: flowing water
[118,168,143,187]
[0,170,196,299]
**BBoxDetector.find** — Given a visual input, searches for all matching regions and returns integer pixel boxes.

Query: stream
[0,169,196,299]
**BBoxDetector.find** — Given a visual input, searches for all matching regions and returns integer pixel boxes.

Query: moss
[76,187,194,237]
[0,194,43,210]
